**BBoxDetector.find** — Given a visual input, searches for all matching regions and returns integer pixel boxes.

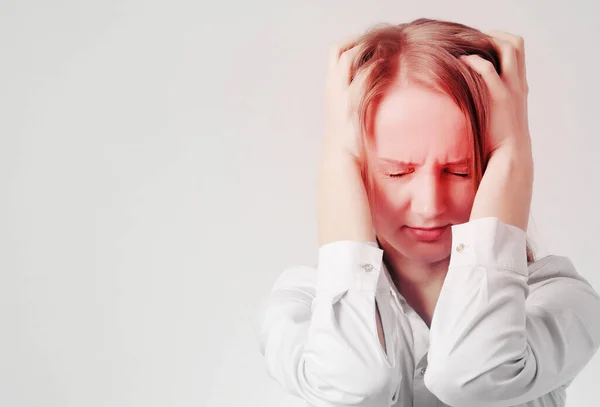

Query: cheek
[447,182,476,211]
[368,181,410,229]
[369,179,407,209]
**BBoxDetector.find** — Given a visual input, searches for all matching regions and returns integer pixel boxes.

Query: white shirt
[256,217,600,407]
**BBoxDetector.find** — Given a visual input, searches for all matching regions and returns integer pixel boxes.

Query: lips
[404,224,449,242]
[408,226,448,230]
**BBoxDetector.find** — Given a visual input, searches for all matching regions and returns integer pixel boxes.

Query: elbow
[425,344,476,405]
[424,367,476,407]
[424,362,468,407]
[299,354,396,405]
[424,367,493,407]
[256,297,396,404]
[424,349,517,407]
[425,355,532,407]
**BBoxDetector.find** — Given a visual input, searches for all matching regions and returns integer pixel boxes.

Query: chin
[411,249,451,264]
[377,226,453,263]
[396,238,452,264]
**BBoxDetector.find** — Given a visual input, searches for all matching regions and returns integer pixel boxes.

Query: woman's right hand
[321,39,370,162]
[318,38,377,246]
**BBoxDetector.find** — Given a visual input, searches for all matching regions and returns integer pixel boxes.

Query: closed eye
[446,169,470,178]
[388,170,413,178]
[389,170,470,178]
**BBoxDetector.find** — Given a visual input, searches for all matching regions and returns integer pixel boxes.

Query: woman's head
[350,18,534,263]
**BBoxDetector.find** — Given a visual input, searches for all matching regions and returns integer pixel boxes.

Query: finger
[347,62,373,110]
[344,64,375,157]
[486,30,528,91]
[347,61,381,136]
[325,45,363,94]
[338,44,365,83]
[460,54,508,100]
[328,37,360,70]
[486,30,526,77]
[487,35,521,92]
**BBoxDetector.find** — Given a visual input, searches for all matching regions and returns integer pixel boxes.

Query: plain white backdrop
[2,0,599,406]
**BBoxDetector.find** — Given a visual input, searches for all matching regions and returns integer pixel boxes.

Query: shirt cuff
[316,240,384,296]
[448,217,528,276]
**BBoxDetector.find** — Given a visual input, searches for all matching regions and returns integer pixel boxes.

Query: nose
[410,172,446,219]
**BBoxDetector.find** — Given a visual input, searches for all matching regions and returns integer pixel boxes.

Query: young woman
[257,18,600,406]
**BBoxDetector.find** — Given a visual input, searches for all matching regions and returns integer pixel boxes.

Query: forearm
[317,152,376,246]
[426,217,530,406]
[469,143,534,232]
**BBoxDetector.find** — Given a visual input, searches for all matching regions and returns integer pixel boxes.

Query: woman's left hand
[460,31,532,158]
[464,30,534,232]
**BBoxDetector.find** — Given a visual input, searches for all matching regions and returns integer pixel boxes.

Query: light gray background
[2,0,599,406]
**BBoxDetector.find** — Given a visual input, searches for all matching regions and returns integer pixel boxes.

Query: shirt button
[420,367,427,376]
[456,243,465,253]
[361,263,374,272]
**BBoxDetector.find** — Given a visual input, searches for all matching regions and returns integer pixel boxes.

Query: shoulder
[527,254,587,285]
[528,255,574,277]
[526,254,600,301]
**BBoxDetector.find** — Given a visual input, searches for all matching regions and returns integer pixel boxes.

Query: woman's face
[368,85,476,264]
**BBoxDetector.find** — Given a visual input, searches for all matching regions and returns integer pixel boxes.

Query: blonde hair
[349,18,535,263]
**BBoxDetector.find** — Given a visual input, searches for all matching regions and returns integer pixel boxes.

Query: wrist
[471,143,533,232]
[494,136,533,161]
[318,150,364,183]
[319,147,361,168]
[489,142,534,180]
[317,150,375,246]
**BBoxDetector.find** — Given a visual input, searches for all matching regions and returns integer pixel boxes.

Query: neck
[380,241,450,326]
[384,252,449,286]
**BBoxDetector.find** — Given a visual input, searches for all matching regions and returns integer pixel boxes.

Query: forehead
[372,85,471,163]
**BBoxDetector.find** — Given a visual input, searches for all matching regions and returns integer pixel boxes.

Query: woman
[256,18,600,406]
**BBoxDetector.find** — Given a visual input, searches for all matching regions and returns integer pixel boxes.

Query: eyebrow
[376,157,472,166]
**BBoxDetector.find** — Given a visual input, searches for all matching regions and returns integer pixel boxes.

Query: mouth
[405,225,449,230]
[404,224,450,241]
